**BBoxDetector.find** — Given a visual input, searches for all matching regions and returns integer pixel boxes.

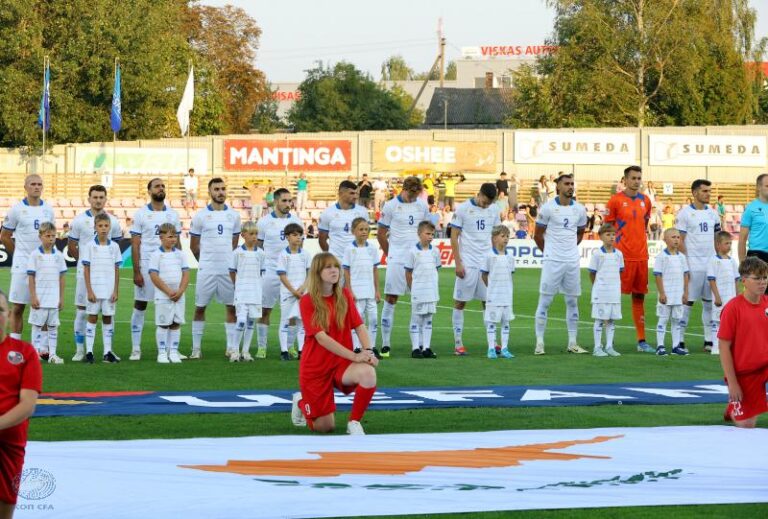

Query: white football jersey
[675,204,721,272]
[482,249,515,307]
[130,204,181,263]
[3,199,56,272]
[190,204,242,275]
[257,211,303,269]
[653,250,689,304]
[69,210,123,277]
[26,247,67,308]
[342,241,380,300]
[706,254,740,301]
[80,238,122,299]
[276,248,311,299]
[404,243,441,304]
[230,245,266,305]
[378,195,430,264]
[318,203,369,259]
[588,247,625,304]
[148,247,189,302]
[449,199,500,268]
[536,197,587,262]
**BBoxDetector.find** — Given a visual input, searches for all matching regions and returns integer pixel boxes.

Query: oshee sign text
[372,140,497,172]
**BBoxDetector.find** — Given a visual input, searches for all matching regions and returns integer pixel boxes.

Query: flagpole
[186,60,191,175]
[41,55,48,176]
[113,58,118,182]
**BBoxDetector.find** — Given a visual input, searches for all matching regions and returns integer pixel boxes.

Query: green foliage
[389,84,424,128]
[288,62,411,132]
[508,0,759,128]
[380,55,414,81]
[251,84,283,134]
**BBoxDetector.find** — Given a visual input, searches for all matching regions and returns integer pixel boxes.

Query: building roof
[424,88,508,129]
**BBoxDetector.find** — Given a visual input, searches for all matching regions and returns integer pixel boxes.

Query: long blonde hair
[307,252,347,331]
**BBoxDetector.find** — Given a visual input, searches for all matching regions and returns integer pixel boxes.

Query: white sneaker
[190,349,202,359]
[241,351,254,362]
[567,343,589,354]
[346,420,365,435]
[291,392,307,427]
[177,352,188,360]
[711,347,720,355]
[168,351,182,364]
[129,350,141,361]
[225,348,237,359]
[48,355,65,364]
[534,339,546,355]
[71,350,85,362]
[229,352,240,363]
[157,351,169,364]
[593,347,608,357]
[605,347,621,357]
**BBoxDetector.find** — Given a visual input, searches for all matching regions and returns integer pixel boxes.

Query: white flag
[176,66,194,136]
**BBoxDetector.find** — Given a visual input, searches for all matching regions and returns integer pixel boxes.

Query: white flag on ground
[176,66,194,136]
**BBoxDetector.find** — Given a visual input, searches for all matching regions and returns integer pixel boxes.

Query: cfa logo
[18,468,56,501]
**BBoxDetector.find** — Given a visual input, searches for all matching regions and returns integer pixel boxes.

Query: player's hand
[87,291,97,303]
[714,297,722,307]
[681,293,688,305]
[170,291,182,302]
[30,297,40,310]
[58,300,63,311]
[375,291,381,303]
[133,271,144,288]
[658,294,667,304]
[455,262,465,279]
[727,381,743,404]
[111,292,118,303]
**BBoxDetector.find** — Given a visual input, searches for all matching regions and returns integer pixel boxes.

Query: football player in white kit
[0,174,55,347]
[449,183,500,356]
[676,179,721,352]
[376,176,430,357]
[532,174,589,355]
[318,180,369,261]
[129,178,182,360]
[68,185,123,361]
[256,188,302,358]
[190,178,242,359]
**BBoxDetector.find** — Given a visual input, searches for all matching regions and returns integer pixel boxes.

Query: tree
[288,62,411,132]
[186,4,270,134]
[381,55,414,81]
[251,84,282,133]
[507,0,758,128]
[389,84,424,128]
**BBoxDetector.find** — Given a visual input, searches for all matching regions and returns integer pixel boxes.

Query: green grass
[8,268,765,518]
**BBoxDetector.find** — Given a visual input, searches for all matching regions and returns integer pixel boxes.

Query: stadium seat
[584,202,595,212]
[169,199,183,209]
[133,198,145,207]
[315,200,328,209]
[304,200,316,209]
[56,197,71,207]
[735,205,744,213]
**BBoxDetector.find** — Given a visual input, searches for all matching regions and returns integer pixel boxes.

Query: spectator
[440,173,465,208]
[649,205,662,240]
[661,205,675,230]
[58,222,70,239]
[306,218,318,239]
[496,172,509,198]
[373,177,388,213]
[507,172,520,212]
[716,195,726,228]
[296,173,309,211]
[357,174,373,209]
[428,204,442,236]
[265,186,275,209]
[644,180,657,208]
[614,177,626,195]
[183,168,198,209]
[422,174,436,203]
[441,203,454,238]
[514,208,528,237]
[546,174,557,201]
[522,196,539,231]
[535,175,548,206]
[586,208,603,239]
[244,181,268,221]
[501,209,518,236]
[495,192,508,217]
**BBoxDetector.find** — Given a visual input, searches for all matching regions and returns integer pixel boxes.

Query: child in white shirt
[481,225,516,359]
[588,223,624,357]
[342,217,381,357]
[82,213,122,363]
[276,223,311,361]
[707,231,740,355]
[229,221,266,362]
[148,223,190,364]
[27,222,67,363]
[404,221,441,359]
[653,228,689,356]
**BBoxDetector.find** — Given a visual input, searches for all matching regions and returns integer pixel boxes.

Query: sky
[201,0,768,83]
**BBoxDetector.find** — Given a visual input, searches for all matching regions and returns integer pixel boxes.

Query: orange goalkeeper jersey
[604,191,651,261]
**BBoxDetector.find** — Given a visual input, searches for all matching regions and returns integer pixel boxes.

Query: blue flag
[37,61,50,131]
[111,64,122,133]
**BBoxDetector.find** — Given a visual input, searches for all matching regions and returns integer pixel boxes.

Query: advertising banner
[648,134,767,167]
[75,147,208,174]
[223,139,352,172]
[514,131,637,165]
[371,140,497,172]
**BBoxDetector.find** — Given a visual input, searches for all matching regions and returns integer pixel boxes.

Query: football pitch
[14,268,767,518]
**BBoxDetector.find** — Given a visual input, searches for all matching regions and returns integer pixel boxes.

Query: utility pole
[438,18,445,88]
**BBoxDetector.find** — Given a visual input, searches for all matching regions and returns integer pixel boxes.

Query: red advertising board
[223,139,352,172]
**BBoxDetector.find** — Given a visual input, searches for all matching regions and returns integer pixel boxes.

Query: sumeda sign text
[372,140,497,173]
[649,135,767,167]
[514,131,637,165]
[224,139,352,172]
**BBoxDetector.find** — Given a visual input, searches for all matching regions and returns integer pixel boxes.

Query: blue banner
[37,61,50,131]
[110,64,122,133]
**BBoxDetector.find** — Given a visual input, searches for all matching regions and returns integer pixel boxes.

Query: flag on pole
[111,63,122,133]
[176,66,194,136]
[37,59,50,131]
